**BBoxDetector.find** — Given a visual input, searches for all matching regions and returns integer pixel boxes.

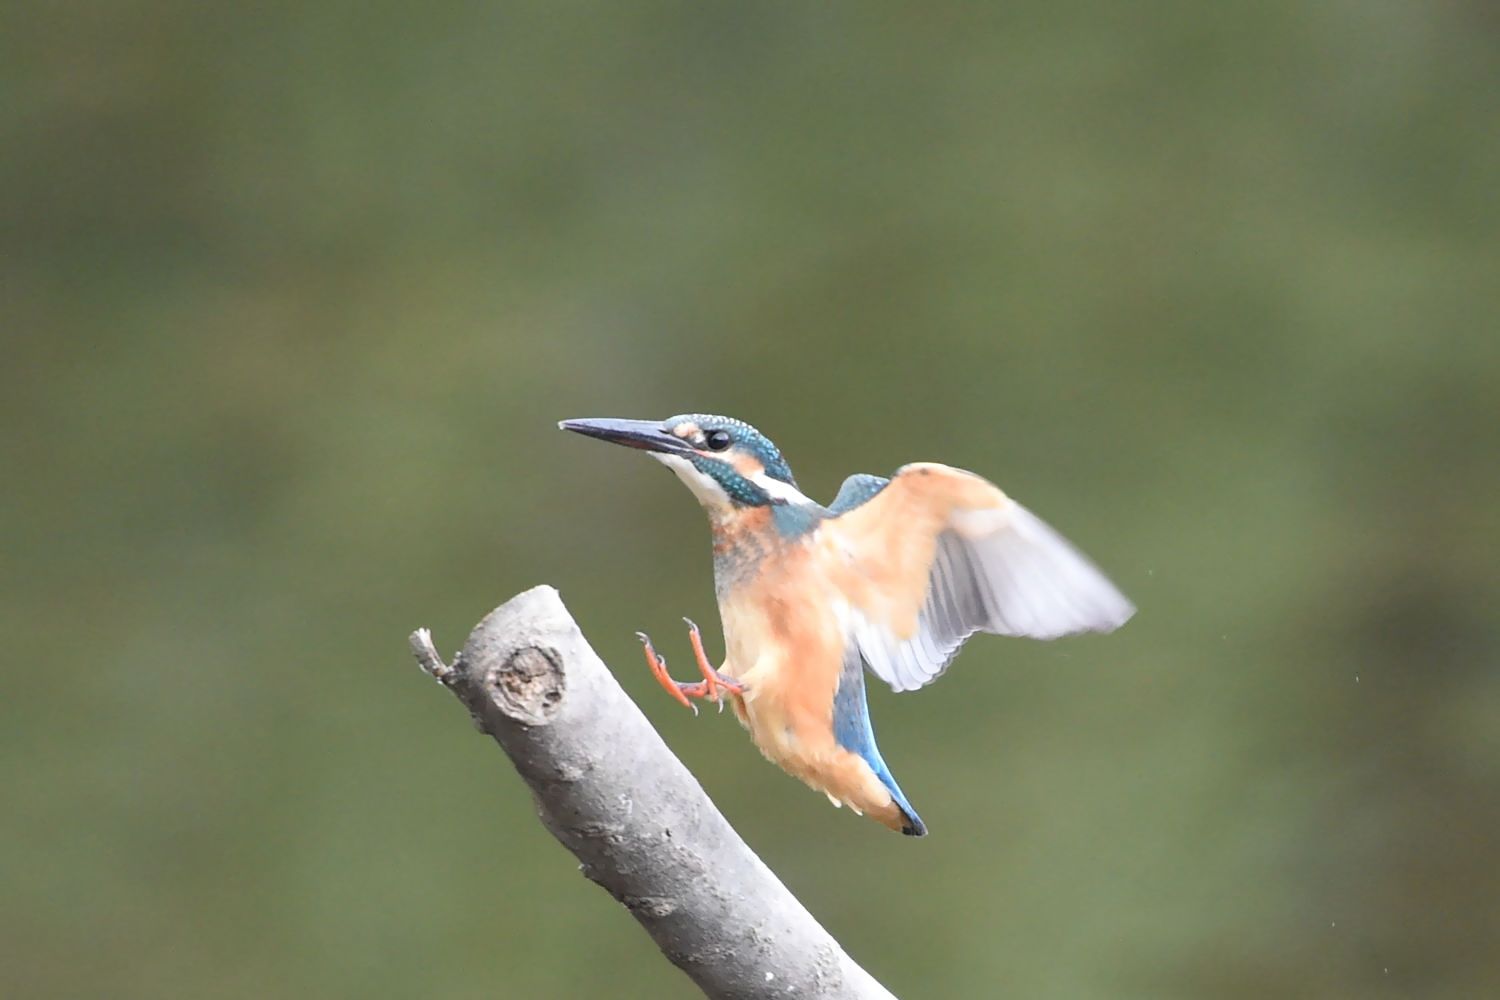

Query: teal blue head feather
[662,413,798,490]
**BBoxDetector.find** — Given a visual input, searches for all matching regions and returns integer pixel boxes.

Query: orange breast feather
[717,534,909,830]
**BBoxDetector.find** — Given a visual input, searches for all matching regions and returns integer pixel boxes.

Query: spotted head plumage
[661,412,798,495]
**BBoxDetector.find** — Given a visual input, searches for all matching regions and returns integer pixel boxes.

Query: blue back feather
[828,474,891,515]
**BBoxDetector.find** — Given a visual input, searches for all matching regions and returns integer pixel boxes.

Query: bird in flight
[560,414,1134,836]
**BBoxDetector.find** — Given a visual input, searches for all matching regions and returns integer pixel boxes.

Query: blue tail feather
[832,652,927,836]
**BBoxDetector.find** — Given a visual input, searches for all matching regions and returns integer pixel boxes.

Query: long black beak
[558,417,694,455]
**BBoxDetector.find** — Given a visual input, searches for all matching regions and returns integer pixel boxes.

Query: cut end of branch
[484,646,567,725]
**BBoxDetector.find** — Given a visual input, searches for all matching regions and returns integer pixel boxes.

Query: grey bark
[408,585,898,1000]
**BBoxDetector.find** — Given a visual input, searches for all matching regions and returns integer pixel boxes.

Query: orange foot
[636,618,745,715]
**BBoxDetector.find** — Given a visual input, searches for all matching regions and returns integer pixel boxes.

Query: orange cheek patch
[730,453,766,479]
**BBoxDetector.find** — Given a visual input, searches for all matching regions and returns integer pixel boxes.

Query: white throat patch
[652,453,731,510]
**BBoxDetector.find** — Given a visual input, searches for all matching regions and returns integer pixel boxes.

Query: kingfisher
[560,414,1134,836]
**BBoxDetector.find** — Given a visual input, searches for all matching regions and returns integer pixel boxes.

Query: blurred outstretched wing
[821,464,1134,693]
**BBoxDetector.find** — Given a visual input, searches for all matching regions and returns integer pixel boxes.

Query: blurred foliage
[3,2,1498,998]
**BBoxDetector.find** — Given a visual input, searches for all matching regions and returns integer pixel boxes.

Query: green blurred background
[5,3,1498,998]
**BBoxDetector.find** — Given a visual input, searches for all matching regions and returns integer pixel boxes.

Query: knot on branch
[486,646,566,725]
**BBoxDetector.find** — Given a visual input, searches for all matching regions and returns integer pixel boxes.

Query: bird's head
[559,413,806,516]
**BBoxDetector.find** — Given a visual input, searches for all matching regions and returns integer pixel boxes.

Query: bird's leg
[635,626,745,715]
[636,631,711,715]
[684,617,745,711]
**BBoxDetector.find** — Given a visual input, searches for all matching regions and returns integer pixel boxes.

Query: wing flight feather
[824,463,1134,692]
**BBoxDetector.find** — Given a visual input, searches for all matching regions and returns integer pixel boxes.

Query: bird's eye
[704,429,732,451]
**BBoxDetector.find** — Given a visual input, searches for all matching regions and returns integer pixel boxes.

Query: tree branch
[410,585,897,1000]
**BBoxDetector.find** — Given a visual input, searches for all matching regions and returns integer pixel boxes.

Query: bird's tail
[871,761,927,837]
